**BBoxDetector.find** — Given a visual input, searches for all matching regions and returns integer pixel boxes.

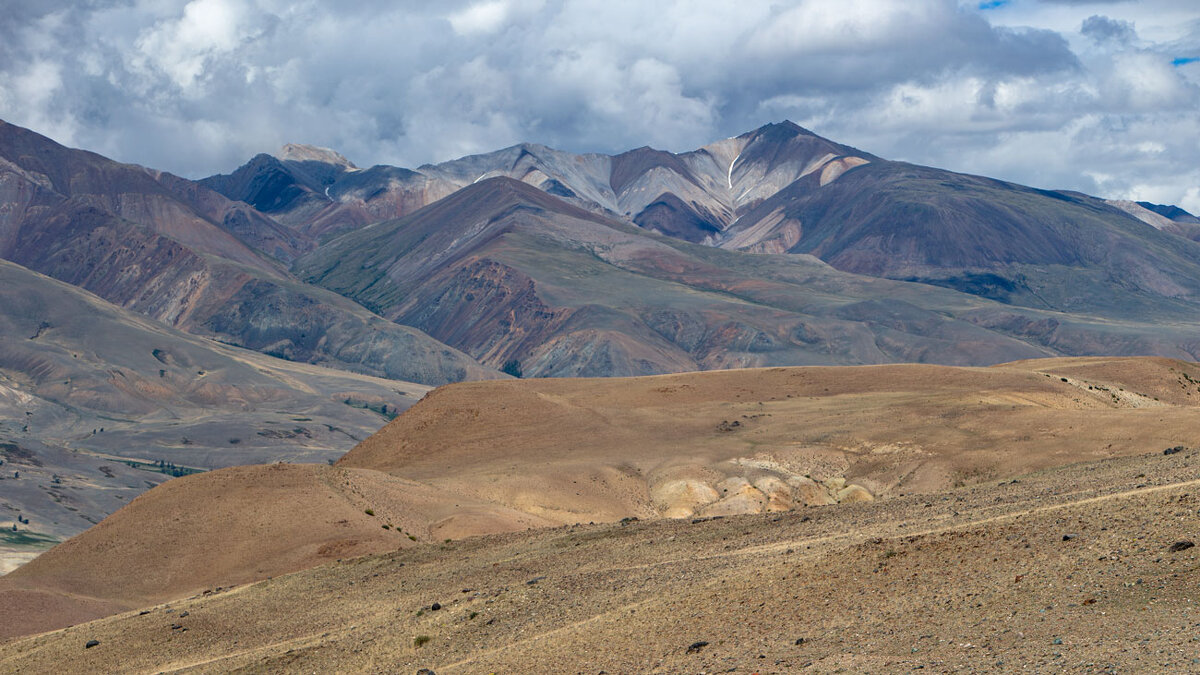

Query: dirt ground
[4,449,1200,672]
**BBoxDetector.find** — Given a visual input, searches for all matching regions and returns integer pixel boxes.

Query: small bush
[413,635,431,648]
[408,534,417,541]
[364,509,375,516]
[501,359,523,378]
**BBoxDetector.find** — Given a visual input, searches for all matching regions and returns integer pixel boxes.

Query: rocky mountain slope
[4,356,1199,641]
[209,121,1200,323]
[10,116,1200,382]
[0,258,434,568]
[0,119,495,386]
[297,177,1200,376]
[201,121,1200,376]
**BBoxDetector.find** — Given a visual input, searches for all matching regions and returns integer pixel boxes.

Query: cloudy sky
[1,0,1197,211]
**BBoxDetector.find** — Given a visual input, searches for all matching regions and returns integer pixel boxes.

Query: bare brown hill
[0,463,549,640]
[342,356,1200,520]
[4,448,1200,671]
[3,356,1199,643]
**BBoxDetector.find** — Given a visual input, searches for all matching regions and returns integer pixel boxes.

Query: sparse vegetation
[0,529,58,548]
[501,359,523,378]
[413,635,431,648]
[341,397,399,420]
[364,509,375,516]
[122,459,203,478]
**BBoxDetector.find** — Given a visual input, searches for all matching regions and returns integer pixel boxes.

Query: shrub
[413,635,431,648]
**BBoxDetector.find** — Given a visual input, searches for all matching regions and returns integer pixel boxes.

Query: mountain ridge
[0,119,498,387]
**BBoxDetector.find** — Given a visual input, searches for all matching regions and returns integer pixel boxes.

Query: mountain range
[4,116,1200,599]
[207,121,1200,377]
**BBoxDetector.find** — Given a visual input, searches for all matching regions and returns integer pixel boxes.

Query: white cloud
[0,0,1196,214]
[132,0,261,93]
[449,1,510,35]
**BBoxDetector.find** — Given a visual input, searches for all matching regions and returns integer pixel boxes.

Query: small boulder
[84,640,100,649]
[686,640,709,654]
[1169,541,1195,552]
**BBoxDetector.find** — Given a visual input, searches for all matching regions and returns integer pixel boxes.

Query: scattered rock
[526,576,546,585]
[1062,534,1077,542]
[416,670,436,675]
[430,602,442,611]
[1168,541,1195,552]
[686,640,709,654]
[619,517,639,525]
[1164,446,1186,455]
[794,637,807,645]
[178,611,189,618]
[84,639,99,649]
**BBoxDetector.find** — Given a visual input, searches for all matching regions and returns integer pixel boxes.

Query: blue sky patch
[1172,57,1199,67]
[978,0,1010,9]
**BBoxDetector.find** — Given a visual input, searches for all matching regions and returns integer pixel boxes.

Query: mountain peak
[438,175,603,222]
[276,143,356,169]
[744,120,816,141]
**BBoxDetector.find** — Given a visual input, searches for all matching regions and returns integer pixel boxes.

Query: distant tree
[501,359,523,378]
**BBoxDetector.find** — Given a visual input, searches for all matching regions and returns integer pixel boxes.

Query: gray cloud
[1082,15,1136,43]
[0,0,1197,213]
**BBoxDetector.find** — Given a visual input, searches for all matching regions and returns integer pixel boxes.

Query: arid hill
[0,463,550,640]
[3,446,1200,671]
[341,356,1200,519]
[3,356,1199,643]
